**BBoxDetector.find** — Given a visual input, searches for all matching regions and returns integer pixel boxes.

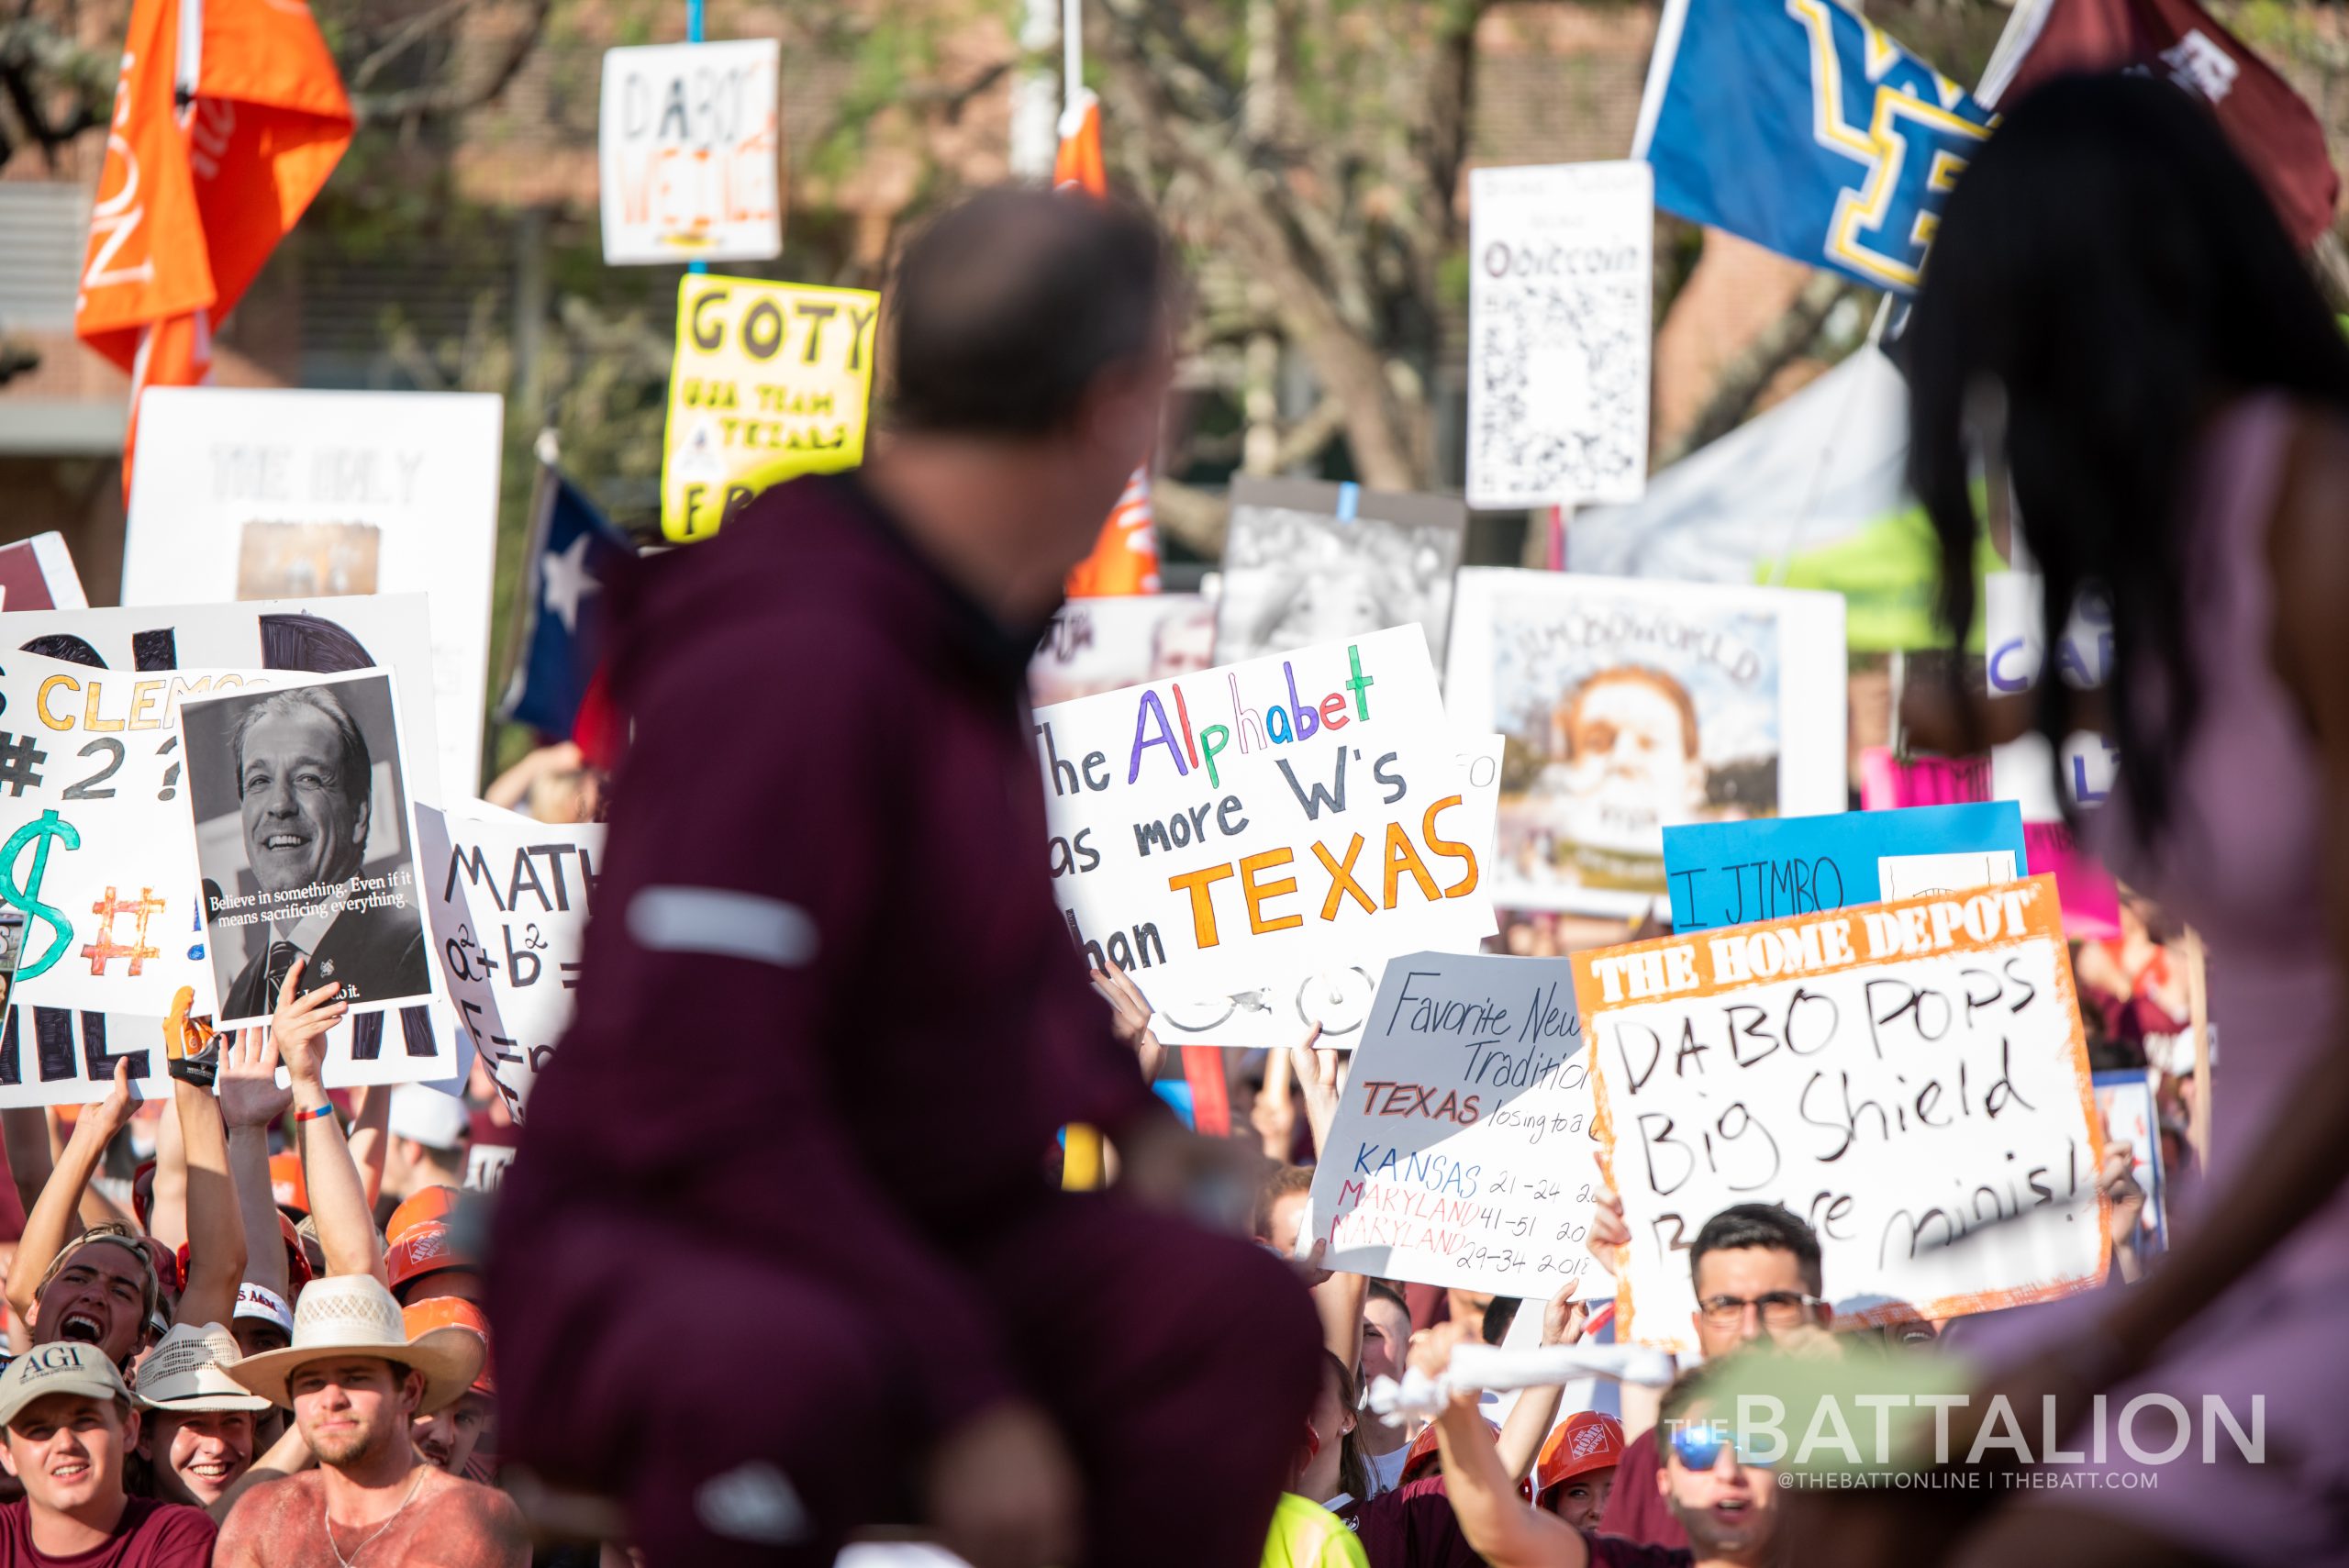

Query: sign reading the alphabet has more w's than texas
[660,274,878,541]
[1033,628,1496,999]
[1570,875,2106,1353]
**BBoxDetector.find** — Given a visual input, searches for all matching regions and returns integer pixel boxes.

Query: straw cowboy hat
[226,1275,483,1413]
[135,1322,270,1413]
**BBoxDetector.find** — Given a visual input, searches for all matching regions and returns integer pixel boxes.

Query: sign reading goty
[1034,628,1495,998]
[1308,952,1602,1297]
[1570,875,2106,1352]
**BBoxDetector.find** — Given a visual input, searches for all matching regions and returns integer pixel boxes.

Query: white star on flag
[542,532,601,634]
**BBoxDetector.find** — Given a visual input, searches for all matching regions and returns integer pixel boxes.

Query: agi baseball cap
[0,1341,136,1427]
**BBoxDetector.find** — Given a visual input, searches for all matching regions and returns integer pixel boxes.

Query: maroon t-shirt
[0,1496,216,1568]
[1594,1439,1688,1551]
[1332,1476,1483,1568]
[1586,1529,1692,1568]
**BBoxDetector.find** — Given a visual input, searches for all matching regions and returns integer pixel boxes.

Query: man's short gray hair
[229,685,372,817]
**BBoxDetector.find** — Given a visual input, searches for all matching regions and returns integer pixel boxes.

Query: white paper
[599,40,784,266]
[1875,850,2018,901]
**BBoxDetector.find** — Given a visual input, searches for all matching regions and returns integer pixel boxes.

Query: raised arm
[166,1002,249,1329]
[218,1029,294,1304]
[345,1084,391,1210]
[269,963,381,1283]
[3,1107,51,1225]
[1414,1323,1588,1568]
[6,1061,136,1325]
[1496,1287,1588,1484]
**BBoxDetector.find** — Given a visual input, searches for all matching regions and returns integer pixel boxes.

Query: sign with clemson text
[1571,875,2106,1352]
[1034,628,1496,999]
[660,274,879,541]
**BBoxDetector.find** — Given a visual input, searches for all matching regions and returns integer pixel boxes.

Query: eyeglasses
[1696,1291,1827,1329]
[1669,1424,1775,1473]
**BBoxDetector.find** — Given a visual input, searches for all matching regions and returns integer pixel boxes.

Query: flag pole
[1063,0,1083,106]
[687,0,707,274]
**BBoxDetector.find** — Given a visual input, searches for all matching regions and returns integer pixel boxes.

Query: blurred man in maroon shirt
[490,189,1320,1568]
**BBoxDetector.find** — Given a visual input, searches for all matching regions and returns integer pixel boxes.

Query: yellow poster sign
[660,274,879,541]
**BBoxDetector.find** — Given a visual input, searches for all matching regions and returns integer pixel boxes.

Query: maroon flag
[1982,0,2339,245]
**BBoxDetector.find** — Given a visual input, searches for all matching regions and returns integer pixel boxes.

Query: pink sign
[1858,748,2121,939]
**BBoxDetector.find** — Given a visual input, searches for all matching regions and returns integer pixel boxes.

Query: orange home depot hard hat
[1536,1412,1627,1505]
[403,1296,495,1396]
[386,1220,478,1298]
[387,1185,462,1245]
[1402,1415,1505,1487]
[269,1152,308,1217]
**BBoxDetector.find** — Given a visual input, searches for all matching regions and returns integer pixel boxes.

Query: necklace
[323,1463,428,1568]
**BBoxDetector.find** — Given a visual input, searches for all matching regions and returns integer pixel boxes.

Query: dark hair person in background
[1898,72,2349,1568]
[493,187,1318,1568]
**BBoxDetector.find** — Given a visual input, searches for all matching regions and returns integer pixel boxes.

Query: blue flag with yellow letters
[1633,0,1995,293]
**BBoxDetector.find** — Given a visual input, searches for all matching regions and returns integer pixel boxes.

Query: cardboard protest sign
[1859,747,2121,939]
[0,656,264,1103]
[1445,570,1847,917]
[1570,875,2107,1351]
[1307,952,1605,1298]
[120,390,502,801]
[3,598,442,808]
[1147,735,1504,1049]
[660,274,879,541]
[598,40,783,266]
[1035,627,1495,999]
[0,536,88,612]
[1213,480,1466,674]
[414,803,601,1122]
[1030,595,1218,708]
[2093,1067,2167,1258]
[1467,161,1653,508]
[178,671,436,1030]
[1662,803,2028,933]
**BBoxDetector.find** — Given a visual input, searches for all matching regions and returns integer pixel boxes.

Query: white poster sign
[599,40,784,266]
[1571,875,2108,1353]
[121,390,504,801]
[415,803,601,1123]
[1030,594,1217,709]
[1036,627,1496,999]
[1307,952,1604,1298]
[1445,569,1847,917]
[1985,571,2117,817]
[1147,735,1505,1049]
[1467,161,1653,508]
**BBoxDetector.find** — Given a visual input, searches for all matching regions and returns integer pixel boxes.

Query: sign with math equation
[1033,627,1496,1001]
[1571,875,2107,1352]
[415,804,600,1122]
[1662,803,2026,933]
[1307,952,1604,1297]
[598,40,784,267]
[660,274,879,541]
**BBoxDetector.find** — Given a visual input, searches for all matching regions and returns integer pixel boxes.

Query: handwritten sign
[598,40,783,266]
[1146,735,1504,1049]
[1570,875,2107,1352]
[1858,748,2121,940]
[413,804,599,1123]
[1662,804,2026,933]
[1035,627,1495,1000]
[660,274,879,541]
[1307,952,1603,1296]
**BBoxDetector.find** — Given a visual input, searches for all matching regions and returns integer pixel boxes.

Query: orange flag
[1055,90,1163,597]
[76,0,353,497]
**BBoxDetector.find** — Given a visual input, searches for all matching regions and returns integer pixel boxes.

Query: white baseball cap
[387,1084,471,1152]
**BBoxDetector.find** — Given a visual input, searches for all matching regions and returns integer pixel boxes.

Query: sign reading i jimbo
[1570,875,2107,1353]
[1034,628,1497,1000]
[661,274,879,541]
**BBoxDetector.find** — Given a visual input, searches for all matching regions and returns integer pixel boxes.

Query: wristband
[295,1104,335,1125]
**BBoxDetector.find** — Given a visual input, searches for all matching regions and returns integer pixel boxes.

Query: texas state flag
[500,460,637,743]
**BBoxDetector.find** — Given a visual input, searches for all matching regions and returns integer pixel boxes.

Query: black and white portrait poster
[1213,479,1465,673]
[1466,161,1653,509]
[177,669,436,1028]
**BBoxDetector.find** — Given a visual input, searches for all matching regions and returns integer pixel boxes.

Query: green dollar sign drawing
[0,810,81,984]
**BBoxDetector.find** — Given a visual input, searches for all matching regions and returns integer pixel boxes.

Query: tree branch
[1152,477,1230,557]
[351,0,552,128]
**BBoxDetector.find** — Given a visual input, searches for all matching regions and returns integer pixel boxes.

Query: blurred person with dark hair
[495,185,1318,1568]
[1891,68,2349,1568]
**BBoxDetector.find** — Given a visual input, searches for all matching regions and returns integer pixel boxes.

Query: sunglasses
[1669,1424,1776,1473]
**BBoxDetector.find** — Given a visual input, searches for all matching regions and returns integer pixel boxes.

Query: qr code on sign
[1470,277,1647,506]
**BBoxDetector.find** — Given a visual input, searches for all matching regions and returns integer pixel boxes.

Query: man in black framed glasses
[1598,1204,1831,1550]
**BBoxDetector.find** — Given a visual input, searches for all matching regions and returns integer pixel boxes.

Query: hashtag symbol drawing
[0,732,46,796]
[82,886,165,976]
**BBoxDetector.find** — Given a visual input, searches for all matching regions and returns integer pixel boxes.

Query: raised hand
[219,1029,295,1131]
[271,957,347,1097]
[1090,960,1164,1082]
